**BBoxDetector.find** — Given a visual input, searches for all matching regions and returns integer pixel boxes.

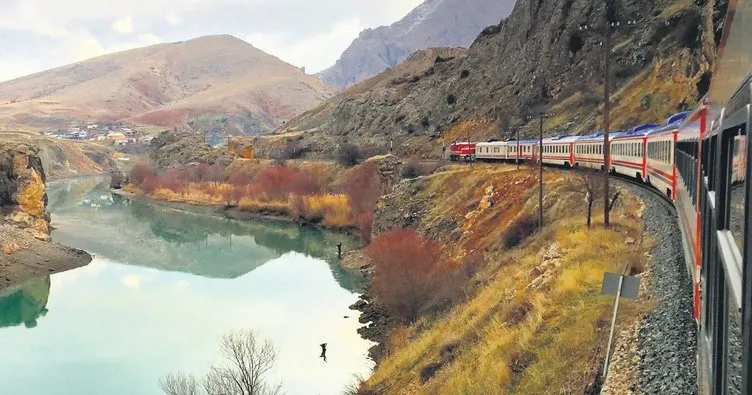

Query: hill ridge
[0,35,331,135]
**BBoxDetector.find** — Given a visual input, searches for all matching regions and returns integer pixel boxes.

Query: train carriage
[645,112,689,200]
[541,135,578,167]
[610,124,659,181]
[515,139,540,162]
[475,141,511,161]
[573,132,609,170]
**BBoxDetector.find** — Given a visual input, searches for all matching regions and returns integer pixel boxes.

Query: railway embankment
[601,181,697,394]
[353,165,654,393]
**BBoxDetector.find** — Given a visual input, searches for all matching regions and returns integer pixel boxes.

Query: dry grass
[363,167,650,394]
[299,194,352,227]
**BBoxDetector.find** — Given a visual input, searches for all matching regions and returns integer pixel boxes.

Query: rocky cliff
[281,0,723,159]
[0,143,90,290]
[318,0,516,88]
[149,129,234,169]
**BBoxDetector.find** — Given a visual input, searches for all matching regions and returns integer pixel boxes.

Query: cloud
[171,280,191,292]
[0,0,426,80]
[246,17,366,74]
[166,13,184,26]
[121,275,142,289]
[112,15,134,34]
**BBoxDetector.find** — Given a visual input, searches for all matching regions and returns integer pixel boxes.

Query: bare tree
[572,170,620,228]
[204,331,281,395]
[160,330,281,395]
[160,373,201,395]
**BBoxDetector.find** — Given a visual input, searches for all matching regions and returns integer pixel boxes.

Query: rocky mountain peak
[318,0,516,88]
[273,0,720,160]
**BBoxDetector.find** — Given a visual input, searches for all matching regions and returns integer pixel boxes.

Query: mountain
[0,35,332,135]
[270,0,721,159]
[318,0,516,88]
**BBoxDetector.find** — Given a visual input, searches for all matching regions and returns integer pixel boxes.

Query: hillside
[0,35,332,135]
[277,0,723,159]
[318,0,516,88]
[257,47,467,158]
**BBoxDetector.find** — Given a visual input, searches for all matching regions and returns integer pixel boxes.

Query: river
[0,176,374,395]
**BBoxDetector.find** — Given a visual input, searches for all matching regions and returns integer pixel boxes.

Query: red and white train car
[610,124,660,181]
[541,135,578,167]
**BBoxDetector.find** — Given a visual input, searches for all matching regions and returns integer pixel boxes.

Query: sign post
[601,272,640,378]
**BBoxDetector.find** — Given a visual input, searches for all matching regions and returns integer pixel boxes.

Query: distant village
[46,123,154,146]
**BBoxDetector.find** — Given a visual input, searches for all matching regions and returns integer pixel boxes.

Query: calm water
[0,176,373,395]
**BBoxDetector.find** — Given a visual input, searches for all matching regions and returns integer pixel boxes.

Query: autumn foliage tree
[345,162,382,242]
[255,166,319,197]
[129,164,154,185]
[367,230,459,323]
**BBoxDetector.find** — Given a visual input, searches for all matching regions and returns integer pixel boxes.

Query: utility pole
[504,123,526,171]
[539,116,544,230]
[518,128,521,170]
[526,112,554,230]
[603,16,613,228]
[578,7,639,227]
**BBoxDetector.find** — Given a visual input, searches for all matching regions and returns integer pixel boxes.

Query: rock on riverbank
[0,142,91,290]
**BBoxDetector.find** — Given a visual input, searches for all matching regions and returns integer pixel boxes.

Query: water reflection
[0,176,374,395]
[0,277,51,329]
[46,177,365,291]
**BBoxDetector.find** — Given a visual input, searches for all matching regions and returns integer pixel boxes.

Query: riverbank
[0,224,91,290]
[111,188,359,235]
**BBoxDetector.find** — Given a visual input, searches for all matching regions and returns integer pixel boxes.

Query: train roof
[476,140,510,146]
[577,131,627,142]
[543,135,580,143]
[611,123,661,140]
[666,111,690,125]
[642,112,692,136]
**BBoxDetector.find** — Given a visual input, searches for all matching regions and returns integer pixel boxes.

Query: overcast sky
[0,0,425,82]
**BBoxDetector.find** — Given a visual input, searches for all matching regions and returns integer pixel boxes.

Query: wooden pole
[603,19,612,227]
[539,116,544,230]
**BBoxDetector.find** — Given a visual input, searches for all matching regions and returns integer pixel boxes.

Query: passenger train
[448,100,751,393]
[449,111,748,201]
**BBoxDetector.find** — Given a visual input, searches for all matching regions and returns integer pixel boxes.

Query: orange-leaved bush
[345,162,382,243]
[367,230,460,323]
[255,166,319,197]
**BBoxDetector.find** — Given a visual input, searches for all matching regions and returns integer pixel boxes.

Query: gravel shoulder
[603,181,698,394]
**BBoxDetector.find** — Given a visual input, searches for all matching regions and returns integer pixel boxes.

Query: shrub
[447,94,457,105]
[140,175,158,194]
[255,166,319,198]
[460,70,470,79]
[227,170,254,187]
[345,162,382,218]
[503,213,540,248]
[401,161,424,179]
[129,164,153,185]
[301,194,352,227]
[336,143,363,167]
[358,212,374,243]
[367,230,459,322]
[279,142,308,160]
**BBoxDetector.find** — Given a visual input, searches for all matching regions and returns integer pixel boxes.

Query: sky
[0,0,426,82]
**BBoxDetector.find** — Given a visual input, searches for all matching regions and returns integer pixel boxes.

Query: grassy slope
[363,164,651,394]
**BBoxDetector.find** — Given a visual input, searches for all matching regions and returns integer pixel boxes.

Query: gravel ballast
[621,182,698,394]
